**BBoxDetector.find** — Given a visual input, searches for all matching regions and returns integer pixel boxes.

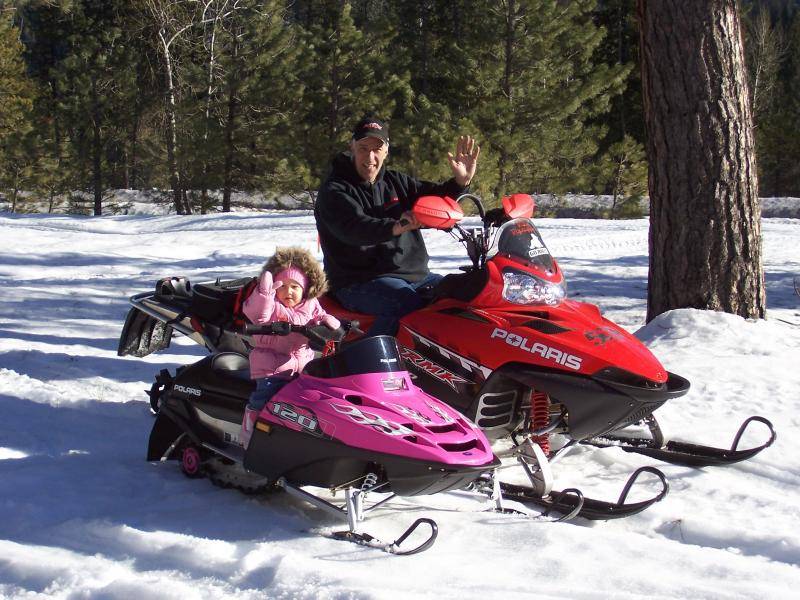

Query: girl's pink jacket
[242,276,340,379]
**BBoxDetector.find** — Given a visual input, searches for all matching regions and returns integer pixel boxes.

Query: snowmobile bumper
[507,366,690,439]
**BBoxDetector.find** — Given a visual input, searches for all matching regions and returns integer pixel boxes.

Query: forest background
[0,0,798,217]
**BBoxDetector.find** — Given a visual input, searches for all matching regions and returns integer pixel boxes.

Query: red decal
[400,348,469,391]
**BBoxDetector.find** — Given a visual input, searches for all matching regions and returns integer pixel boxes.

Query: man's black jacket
[315,152,466,291]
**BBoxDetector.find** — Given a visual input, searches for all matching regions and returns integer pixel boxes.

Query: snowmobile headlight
[381,376,407,391]
[502,271,566,306]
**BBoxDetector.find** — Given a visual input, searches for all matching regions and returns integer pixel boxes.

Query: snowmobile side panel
[245,423,497,496]
[465,370,527,440]
[167,353,252,424]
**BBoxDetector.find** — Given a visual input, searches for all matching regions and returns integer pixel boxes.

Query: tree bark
[91,75,103,216]
[222,26,240,214]
[638,0,765,321]
[200,7,221,214]
[157,27,189,215]
[11,167,19,213]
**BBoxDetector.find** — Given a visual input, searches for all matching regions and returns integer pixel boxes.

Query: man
[314,115,480,336]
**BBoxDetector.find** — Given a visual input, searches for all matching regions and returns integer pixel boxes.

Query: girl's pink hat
[275,266,307,291]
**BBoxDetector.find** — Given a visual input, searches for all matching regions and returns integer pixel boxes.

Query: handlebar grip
[244,322,292,336]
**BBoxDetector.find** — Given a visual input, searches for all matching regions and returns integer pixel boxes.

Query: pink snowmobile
[146,320,501,554]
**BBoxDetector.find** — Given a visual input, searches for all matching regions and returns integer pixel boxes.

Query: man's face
[351,137,388,183]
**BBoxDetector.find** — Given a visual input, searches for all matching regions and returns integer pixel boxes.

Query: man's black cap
[351,116,389,144]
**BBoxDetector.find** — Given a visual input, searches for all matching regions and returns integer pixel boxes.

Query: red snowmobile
[315,193,775,513]
[118,193,774,519]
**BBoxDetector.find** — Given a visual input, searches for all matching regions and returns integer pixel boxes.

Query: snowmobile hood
[263,370,496,468]
[485,301,668,382]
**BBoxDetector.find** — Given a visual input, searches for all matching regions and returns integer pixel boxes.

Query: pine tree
[226,1,304,209]
[386,0,482,183]
[776,13,800,196]
[0,12,37,212]
[593,0,644,146]
[16,1,144,214]
[291,0,412,200]
[468,0,630,201]
[749,8,800,196]
[56,1,141,215]
[0,13,32,142]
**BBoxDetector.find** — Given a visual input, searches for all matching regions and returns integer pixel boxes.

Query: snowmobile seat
[211,352,251,381]
[319,295,375,337]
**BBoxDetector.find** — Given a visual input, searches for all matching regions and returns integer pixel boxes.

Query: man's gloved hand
[392,211,422,236]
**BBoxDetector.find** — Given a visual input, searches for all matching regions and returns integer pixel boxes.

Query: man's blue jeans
[334,273,443,337]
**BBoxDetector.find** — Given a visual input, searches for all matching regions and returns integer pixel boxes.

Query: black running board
[498,466,669,520]
[590,416,776,468]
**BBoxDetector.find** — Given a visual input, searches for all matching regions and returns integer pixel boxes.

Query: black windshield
[303,335,406,379]
[493,218,556,271]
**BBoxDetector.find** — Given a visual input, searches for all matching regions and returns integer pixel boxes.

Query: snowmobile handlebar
[243,321,349,351]
[456,193,486,220]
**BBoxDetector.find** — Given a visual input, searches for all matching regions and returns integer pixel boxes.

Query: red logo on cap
[364,122,382,130]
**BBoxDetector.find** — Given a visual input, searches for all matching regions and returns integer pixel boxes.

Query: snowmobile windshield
[488,218,556,272]
[303,335,406,379]
[488,218,566,306]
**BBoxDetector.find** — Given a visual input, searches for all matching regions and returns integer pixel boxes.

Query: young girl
[240,246,340,447]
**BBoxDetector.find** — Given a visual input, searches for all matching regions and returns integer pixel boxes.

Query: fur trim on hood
[261,246,328,300]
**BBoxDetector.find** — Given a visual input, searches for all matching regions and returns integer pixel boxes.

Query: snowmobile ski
[588,415,776,468]
[329,518,439,556]
[495,466,669,521]
[280,479,439,555]
[474,438,667,521]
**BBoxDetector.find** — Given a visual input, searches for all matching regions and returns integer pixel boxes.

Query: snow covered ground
[0,209,798,599]
[3,189,800,218]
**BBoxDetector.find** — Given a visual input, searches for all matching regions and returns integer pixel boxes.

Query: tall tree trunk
[11,167,19,213]
[91,76,103,216]
[200,10,220,214]
[222,27,240,213]
[159,28,189,215]
[638,0,765,321]
[129,93,141,189]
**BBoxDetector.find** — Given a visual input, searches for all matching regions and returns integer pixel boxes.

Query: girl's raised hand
[259,270,283,294]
